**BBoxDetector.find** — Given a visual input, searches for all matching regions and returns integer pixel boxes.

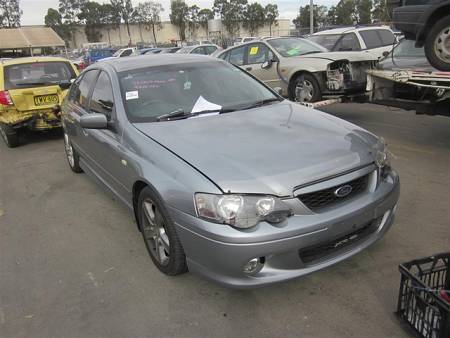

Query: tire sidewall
[425,16,450,71]
[63,132,82,173]
[137,186,187,275]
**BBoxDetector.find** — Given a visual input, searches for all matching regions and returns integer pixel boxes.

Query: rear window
[360,30,395,49]
[4,61,76,90]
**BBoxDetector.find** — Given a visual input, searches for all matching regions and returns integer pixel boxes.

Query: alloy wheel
[434,26,450,63]
[141,198,170,266]
[64,133,75,168]
[295,80,314,102]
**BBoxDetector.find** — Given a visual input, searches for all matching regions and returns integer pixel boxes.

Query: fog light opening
[243,257,265,275]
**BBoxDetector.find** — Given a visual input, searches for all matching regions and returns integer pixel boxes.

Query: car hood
[297,51,378,62]
[133,102,380,196]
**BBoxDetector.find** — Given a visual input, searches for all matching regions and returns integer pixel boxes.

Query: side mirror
[80,113,108,129]
[59,80,72,89]
[382,51,390,58]
[261,59,273,69]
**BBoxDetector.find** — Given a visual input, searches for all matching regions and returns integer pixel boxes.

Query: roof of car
[100,54,218,72]
[0,56,73,66]
[313,25,392,35]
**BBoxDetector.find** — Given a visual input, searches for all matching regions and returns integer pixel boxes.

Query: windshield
[392,39,425,57]
[119,61,278,123]
[309,34,343,50]
[267,38,327,57]
[4,61,76,90]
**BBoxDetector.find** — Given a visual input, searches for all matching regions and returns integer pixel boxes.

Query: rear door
[5,61,77,112]
[359,29,396,58]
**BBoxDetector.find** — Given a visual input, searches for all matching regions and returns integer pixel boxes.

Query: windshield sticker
[191,95,222,114]
[287,48,300,56]
[184,81,191,90]
[249,46,259,55]
[126,91,139,100]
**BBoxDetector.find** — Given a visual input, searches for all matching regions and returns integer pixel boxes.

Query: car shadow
[15,128,64,146]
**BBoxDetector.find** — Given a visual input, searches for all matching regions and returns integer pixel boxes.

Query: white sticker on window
[126,91,139,100]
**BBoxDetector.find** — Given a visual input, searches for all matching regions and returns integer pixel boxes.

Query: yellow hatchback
[0,56,78,147]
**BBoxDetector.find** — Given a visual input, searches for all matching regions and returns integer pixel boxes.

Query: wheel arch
[418,5,450,45]
[287,70,323,100]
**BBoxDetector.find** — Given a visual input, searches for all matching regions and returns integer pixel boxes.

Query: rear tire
[289,73,322,103]
[425,16,450,71]
[0,123,19,148]
[63,132,82,173]
[138,186,188,276]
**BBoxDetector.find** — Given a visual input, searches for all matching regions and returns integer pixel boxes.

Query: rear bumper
[171,170,400,288]
[0,109,61,130]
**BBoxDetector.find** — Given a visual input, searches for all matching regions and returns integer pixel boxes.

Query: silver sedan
[61,55,399,288]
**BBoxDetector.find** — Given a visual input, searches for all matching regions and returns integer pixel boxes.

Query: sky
[20,0,337,26]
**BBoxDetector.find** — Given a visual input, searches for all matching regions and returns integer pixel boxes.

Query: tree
[100,3,121,46]
[334,0,357,26]
[372,0,392,23]
[356,0,373,24]
[170,0,189,41]
[213,0,248,37]
[133,1,164,45]
[242,2,265,36]
[0,0,22,27]
[45,8,71,44]
[264,4,278,36]
[293,5,328,32]
[78,1,103,42]
[187,5,200,38]
[58,0,87,46]
[110,0,133,45]
[198,8,214,37]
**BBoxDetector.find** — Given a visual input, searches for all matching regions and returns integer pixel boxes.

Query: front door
[242,42,282,91]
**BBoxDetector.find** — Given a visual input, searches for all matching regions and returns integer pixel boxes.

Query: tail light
[0,90,13,106]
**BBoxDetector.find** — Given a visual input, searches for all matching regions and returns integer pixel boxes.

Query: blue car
[84,48,116,65]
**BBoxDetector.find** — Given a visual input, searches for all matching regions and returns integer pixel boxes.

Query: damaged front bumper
[324,60,374,95]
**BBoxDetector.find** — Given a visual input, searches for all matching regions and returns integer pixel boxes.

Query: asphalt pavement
[1,103,449,338]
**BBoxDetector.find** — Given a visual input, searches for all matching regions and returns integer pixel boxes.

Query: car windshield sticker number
[287,48,300,56]
[184,81,191,90]
[126,91,139,100]
[249,46,259,55]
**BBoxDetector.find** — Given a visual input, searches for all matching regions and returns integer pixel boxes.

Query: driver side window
[89,72,115,120]
[246,43,273,65]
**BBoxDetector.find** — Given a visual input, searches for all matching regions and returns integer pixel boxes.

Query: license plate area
[34,94,59,106]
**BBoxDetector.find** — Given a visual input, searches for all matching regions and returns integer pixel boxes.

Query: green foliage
[0,0,22,27]
[213,0,248,37]
[170,0,189,41]
[78,1,103,42]
[187,5,200,36]
[372,0,392,23]
[242,2,265,36]
[264,4,278,36]
[293,5,328,30]
[356,0,373,24]
[133,1,164,43]
[198,8,214,32]
[45,8,71,44]
[110,0,133,44]
[58,0,86,24]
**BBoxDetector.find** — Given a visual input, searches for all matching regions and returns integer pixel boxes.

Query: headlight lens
[375,139,392,179]
[195,193,293,228]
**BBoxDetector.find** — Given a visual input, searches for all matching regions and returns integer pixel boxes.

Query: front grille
[298,217,382,264]
[298,174,368,211]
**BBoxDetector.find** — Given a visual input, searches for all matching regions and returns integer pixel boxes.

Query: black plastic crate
[397,253,450,338]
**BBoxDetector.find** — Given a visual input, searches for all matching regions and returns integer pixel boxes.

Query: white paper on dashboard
[191,95,222,114]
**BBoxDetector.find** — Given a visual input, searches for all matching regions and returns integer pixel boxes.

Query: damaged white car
[216,37,378,103]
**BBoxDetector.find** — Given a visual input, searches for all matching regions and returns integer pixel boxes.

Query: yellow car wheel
[0,124,19,148]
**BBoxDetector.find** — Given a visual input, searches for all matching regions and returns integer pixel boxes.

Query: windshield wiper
[156,109,190,121]
[300,51,322,55]
[226,98,282,112]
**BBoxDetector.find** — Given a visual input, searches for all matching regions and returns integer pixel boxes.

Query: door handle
[245,67,252,71]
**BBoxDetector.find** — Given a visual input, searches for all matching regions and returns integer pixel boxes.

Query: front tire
[63,132,82,173]
[0,123,19,148]
[425,16,450,71]
[289,73,322,103]
[138,186,187,276]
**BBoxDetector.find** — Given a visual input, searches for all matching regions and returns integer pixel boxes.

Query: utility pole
[310,0,314,34]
